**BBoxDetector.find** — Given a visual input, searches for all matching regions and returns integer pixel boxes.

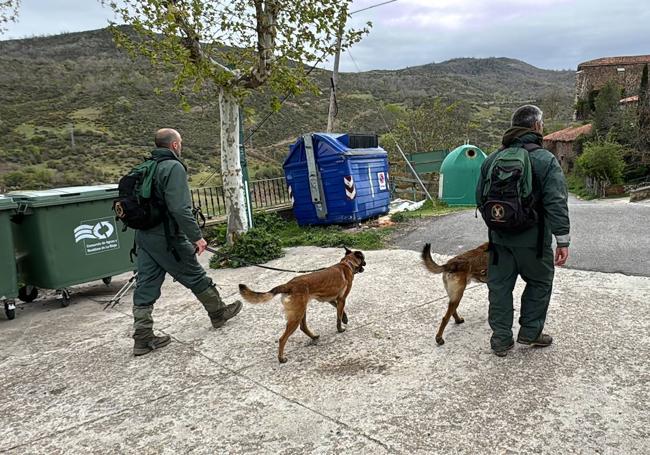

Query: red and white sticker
[344,175,356,199]
[377,172,387,190]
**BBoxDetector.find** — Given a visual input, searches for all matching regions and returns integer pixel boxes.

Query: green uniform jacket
[476,127,571,248]
[142,148,203,243]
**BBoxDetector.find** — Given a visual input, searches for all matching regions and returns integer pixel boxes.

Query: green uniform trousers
[488,244,554,350]
[133,231,211,307]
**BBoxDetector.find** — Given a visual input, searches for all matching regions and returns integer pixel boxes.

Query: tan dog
[422,243,489,345]
[239,248,366,363]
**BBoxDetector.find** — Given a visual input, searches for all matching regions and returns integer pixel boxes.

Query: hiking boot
[517,333,553,347]
[208,301,243,328]
[132,305,171,356]
[133,333,172,356]
[493,341,514,357]
[195,282,243,328]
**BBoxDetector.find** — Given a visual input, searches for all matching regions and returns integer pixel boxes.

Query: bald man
[131,128,242,356]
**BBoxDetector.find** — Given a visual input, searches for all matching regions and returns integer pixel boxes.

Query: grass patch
[69,107,102,121]
[567,174,596,200]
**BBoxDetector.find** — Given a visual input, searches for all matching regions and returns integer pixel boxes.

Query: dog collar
[342,259,360,274]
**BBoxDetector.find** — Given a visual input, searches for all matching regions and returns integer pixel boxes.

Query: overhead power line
[350,0,398,15]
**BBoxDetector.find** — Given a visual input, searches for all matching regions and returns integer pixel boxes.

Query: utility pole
[326,12,346,133]
[326,0,398,133]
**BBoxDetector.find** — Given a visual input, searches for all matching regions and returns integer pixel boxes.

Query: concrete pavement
[1,247,649,454]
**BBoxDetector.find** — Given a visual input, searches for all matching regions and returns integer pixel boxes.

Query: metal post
[239,110,253,228]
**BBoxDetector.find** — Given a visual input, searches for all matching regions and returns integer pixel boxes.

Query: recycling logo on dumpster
[73,217,120,255]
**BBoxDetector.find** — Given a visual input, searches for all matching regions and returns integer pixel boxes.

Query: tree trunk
[219,88,248,245]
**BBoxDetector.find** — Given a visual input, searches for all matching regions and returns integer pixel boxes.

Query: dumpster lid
[284,133,387,167]
[0,195,17,211]
[9,184,118,207]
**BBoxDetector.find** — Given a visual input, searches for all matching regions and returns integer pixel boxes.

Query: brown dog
[239,247,366,363]
[422,243,489,345]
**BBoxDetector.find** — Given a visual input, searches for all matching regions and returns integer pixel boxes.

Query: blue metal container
[283,133,391,226]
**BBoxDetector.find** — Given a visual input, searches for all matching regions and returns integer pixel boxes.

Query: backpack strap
[522,143,545,258]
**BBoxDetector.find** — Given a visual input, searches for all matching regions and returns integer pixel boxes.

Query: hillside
[0,27,576,190]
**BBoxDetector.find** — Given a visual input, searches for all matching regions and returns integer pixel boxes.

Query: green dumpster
[0,195,19,319]
[10,185,135,306]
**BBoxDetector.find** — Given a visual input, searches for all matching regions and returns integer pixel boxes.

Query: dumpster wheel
[59,289,71,307]
[102,277,112,286]
[18,285,39,303]
[4,301,16,320]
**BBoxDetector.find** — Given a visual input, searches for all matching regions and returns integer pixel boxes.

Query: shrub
[209,227,284,269]
[203,224,227,246]
[253,211,286,233]
[390,212,406,222]
[576,141,627,184]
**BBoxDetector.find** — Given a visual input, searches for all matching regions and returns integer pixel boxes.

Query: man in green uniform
[476,105,570,357]
[132,128,242,356]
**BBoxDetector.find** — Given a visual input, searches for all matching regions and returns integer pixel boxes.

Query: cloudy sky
[2,0,648,72]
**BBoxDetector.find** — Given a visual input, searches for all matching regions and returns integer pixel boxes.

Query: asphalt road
[390,196,650,277]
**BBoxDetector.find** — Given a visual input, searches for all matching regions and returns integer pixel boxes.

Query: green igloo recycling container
[10,185,135,302]
[0,195,18,302]
[438,144,487,206]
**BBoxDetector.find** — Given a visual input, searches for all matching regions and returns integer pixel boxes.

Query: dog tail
[422,243,445,274]
[238,283,289,304]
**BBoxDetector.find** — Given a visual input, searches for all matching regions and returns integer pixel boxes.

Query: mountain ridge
[0,27,576,190]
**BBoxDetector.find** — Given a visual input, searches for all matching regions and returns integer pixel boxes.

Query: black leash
[204,246,326,274]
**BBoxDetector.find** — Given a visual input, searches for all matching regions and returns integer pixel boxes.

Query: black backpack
[113,156,174,231]
[478,143,541,233]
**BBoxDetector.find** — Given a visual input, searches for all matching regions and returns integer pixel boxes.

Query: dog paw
[337,326,346,333]
[278,356,288,364]
[436,337,445,346]
[455,318,465,324]
[342,313,348,324]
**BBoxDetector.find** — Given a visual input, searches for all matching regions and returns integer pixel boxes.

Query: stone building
[543,124,592,173]
[575,55,650,119]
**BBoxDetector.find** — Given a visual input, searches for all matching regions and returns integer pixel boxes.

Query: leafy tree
[0,0,19,33]
[576,140,627,185]
[105,0,369,244]
[593,81,623,135]
[380,98,475,158]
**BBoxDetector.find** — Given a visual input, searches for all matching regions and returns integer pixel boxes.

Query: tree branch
[238,0,278,89]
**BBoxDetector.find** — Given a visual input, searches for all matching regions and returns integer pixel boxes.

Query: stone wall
[630,185,650,202]
[544,140,576,173]
[575,63,646,101]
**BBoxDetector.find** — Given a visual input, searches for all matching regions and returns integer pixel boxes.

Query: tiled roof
[578,55,650,69]
[543,124,593,142]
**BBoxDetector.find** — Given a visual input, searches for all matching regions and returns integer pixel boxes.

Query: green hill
[0,27,576,190]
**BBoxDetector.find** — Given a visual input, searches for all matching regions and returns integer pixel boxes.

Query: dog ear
[344,246,352,255]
